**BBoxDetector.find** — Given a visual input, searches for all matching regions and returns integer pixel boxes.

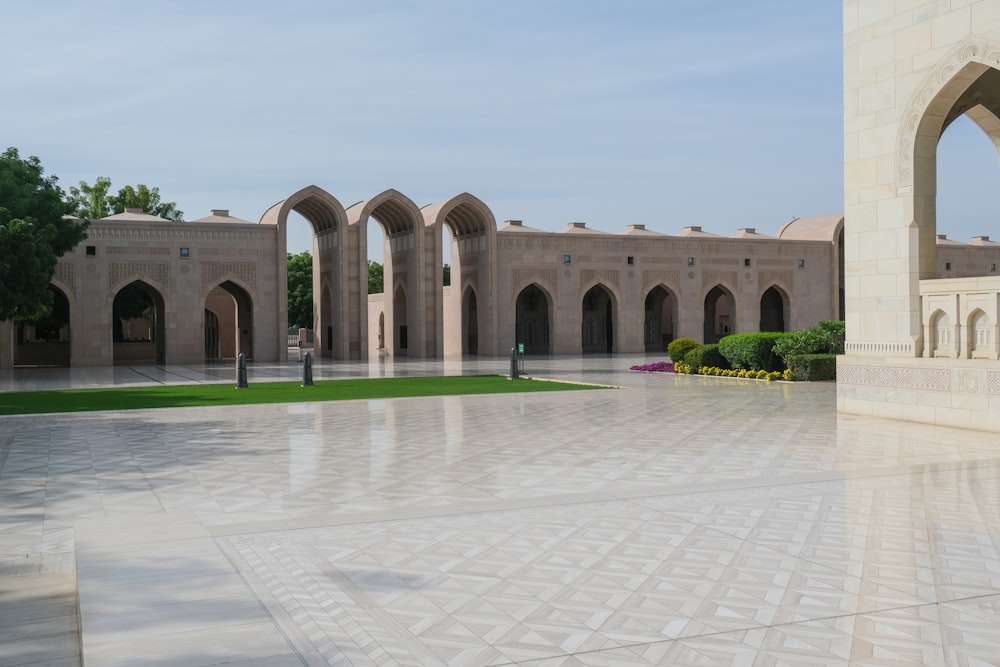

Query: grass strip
[0,375,603,415]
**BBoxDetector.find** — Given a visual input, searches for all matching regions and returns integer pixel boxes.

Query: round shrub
[683,344,729,370]
[717,332,792,371]
[667,337,699,363]
[773,320,845,363]
[785,353,837,381]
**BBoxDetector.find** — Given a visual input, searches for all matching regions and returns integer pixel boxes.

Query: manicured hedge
[683,344,729,370]
[773,320,845,361]
[667,337,699,363]
[717,332,792,371]
[785,353,837,381]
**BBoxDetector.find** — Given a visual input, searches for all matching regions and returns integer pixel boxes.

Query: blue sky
[3,1,998,258]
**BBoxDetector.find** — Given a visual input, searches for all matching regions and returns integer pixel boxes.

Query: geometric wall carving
[757,271,792,290]
[55,261,75,291]
[513,268,557,291]
[579,268,619,290]
[201,262,258,289]
[896,35,1000,191]
[109,262,168,289]
[837,364,951,392]
[988,372,1000,396]
[642,270,680,290]
[105,246,170,256]
[703,270,737,288]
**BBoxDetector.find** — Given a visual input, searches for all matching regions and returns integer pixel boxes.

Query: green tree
[67,176,112,219]
[0,148,89,322]
[368,260,383,294]
[67,179,184,221]
[443,263,451,287]
[110,184,184,221]
[287,252,313,329]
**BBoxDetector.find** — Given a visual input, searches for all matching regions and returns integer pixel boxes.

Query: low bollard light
[509,346,519,380]
[302,351,314,386]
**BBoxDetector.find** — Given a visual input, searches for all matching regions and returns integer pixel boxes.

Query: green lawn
[0,375,604,415]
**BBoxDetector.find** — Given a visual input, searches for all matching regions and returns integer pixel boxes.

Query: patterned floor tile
[3,356,1000,665]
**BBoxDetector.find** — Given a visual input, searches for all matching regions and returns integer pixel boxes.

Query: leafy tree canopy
[287,252,313,330]
[368,260,383,294]
[0,147,89,322]
[68,178,184,221]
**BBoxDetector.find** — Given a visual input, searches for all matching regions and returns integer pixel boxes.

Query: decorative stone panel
[106,247,170,256]
[987,372,1000,396]
[55,262,75,291]
[109,262,168,289]
[201,262,257,289]
[837,364,951,392]
[642,270,680,290]
[896,36,1000,191]
[702,271,736,288]
[513,268,557,292]
[579,269,619,289]
[757,271,792,291]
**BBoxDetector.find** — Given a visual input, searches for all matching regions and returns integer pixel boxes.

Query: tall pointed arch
[347,189,430,358]
[423,193,498,357]
[260,186,353,360]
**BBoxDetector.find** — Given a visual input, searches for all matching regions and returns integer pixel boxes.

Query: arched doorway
[204,309,220,360]
[582,284,615,354]
[759,286,787,332]
[703,285,734,343]
[424,194,497,357]
[320,283,333,353]
[15,285,71,366]
[393,285,408,356]
[463,288,478,355]
[515,284,551,355]
[643,286,677,353]
[258,185,350,361]
[204,281,253,360]
[347,190,427,359]
[112,280,165,365]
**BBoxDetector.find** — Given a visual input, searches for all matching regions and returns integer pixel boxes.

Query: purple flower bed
[629,361,675,373]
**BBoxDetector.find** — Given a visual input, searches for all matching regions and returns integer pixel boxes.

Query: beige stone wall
[839,0,1000,431]
[21,215,283,367]
[494,223,837,354]
[842,1,1000,356]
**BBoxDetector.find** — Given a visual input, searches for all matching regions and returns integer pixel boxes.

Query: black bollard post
[509,346,519,380]
[302,351,314,387]
[235,352,249,389]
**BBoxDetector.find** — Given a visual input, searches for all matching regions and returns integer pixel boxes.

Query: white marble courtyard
[2,356,1000,666]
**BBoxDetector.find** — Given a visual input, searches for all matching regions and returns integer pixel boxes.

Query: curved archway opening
[438,196,495,357]
[15,284,71,366]
[968,308,993,358]
[204,308,221,360]
[643,286,676,353]
[910,64,1000,281]
[759,286,787,332]
[113,280,165,365]
[703,285,734,344]
[463,287,478,355]
[937,113,1000,257]
[582,284,615,354]
[515,284,551,355]
[204,281,253,361]
[393,284,408,356]
[358,192,423,358]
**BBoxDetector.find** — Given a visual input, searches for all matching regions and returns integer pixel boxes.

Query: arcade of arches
[4,186,1000,378]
